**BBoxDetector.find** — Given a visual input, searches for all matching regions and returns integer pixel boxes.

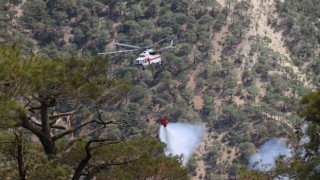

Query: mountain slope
[1,0,318,179]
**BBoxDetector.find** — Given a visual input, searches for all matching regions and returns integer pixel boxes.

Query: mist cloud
[159,123,204,165]
[248,138,292,171]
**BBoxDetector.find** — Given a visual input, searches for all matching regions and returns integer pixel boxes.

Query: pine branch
[20,115,44,139]
[86,156,145,179]
[31,119,66,130]
[62,127,105,152]
[52,119,95,141]
[49,110,78,120]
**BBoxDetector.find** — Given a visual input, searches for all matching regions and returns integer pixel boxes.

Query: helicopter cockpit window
[149,51,157,55]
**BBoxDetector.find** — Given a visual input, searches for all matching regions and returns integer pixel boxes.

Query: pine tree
[0,46,189,179]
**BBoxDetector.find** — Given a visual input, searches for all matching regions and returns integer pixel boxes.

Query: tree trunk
[72,142,92,180]
[15,130,27,180]
[40,103,50,136]
[39,136,56,159]
[72,154,91,180]
[38,98,57,158]
[19,104,57,159]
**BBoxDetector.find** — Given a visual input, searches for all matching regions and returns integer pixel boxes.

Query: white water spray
[248,138,292,171]
[159,123,204,165]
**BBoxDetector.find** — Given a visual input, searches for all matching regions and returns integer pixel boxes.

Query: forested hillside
[1,0,319,179]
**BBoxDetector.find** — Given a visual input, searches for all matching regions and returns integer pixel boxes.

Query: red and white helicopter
[98,35,175,69]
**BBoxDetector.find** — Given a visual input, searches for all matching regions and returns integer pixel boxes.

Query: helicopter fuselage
[133,49,161,67]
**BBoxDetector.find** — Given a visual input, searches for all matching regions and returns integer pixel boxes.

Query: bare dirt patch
[193,95,203,110]
[187,67,201,90]
[63,26,73,44]
[234,96,245,107]
[216,0,225,6]
[15,0,26,18]
[193,129,210,180]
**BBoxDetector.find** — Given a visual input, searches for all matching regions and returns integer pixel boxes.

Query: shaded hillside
[1,0,318,179]
[274,0,320,85]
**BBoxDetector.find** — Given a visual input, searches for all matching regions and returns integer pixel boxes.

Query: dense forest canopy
[0,0,320,179]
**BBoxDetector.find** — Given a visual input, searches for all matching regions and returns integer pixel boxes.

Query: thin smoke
[248,138,292,171]
[300,123,310,145]
[159,123,204,165]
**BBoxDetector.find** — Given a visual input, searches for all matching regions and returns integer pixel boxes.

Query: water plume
[248,138,292,171]
[159,123,204,165]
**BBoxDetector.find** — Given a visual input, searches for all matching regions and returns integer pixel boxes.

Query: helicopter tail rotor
[158,40,174,52]
[153,34,176,46]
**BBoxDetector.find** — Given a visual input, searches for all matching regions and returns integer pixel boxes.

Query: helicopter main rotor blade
[115,42,142,49]
[98,49,140,55]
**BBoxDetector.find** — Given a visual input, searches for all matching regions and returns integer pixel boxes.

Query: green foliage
[28,160,72,180]
[228,163,241,177]
[88,136,189,179]
[238,142,256,163]
[62,141,87,165]
[0,100,25,128]
[246,86,259,98]
[0,131,72,179]
[205,143,221,163]
[237,166,272,180]
[298,90,320,124]
[187,155,198,176]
